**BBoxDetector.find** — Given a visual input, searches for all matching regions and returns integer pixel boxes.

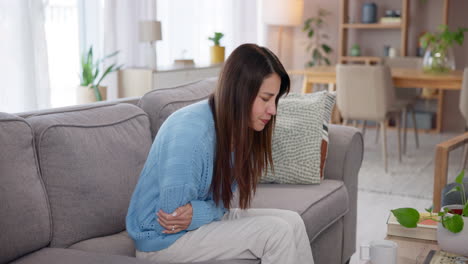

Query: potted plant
[78,46,122,104]
[208,32,225,64]
[420,25,468,74]
[303,8,333,67]
[391,170,468,256]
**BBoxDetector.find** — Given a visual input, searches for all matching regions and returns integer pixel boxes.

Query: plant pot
[76,85,107,104]
[437,205,468,256]
[422,45,455,74]
[210,46,225,64]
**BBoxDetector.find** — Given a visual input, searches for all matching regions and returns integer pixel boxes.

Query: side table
[387,236,439,264]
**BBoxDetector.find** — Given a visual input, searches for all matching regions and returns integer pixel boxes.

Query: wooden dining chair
[383,56,421,154]
[336,64,403,172]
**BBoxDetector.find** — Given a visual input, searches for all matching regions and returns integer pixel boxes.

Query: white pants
[136,208,314,264]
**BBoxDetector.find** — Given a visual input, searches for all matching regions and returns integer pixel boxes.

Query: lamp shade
[263,0,304,26]
[139,20,162,42]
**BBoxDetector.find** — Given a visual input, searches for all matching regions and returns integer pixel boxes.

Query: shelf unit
[338,0,409,64]
[342,23,401,29]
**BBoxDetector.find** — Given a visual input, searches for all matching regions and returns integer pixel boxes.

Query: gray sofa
[0,78,363,264]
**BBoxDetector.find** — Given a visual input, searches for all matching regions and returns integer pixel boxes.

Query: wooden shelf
[339,0,409,63]
[340,56,382,64]
[343,23,402,29]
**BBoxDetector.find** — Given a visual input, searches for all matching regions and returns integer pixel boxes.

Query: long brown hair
[209,43,290,209]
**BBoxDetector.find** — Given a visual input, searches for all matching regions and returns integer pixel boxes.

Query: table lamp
[139,20,162,69]
[263,0,304,60]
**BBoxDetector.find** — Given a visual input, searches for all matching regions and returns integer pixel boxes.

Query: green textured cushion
[261,91,336,184]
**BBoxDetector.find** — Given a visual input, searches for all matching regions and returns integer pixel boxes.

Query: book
[387,212,438,241]
[423,250,468,264]
[380,17,402,24]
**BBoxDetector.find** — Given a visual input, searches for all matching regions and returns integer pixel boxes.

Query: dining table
[289,66,463,134]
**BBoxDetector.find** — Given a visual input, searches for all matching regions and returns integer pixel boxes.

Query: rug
[357,128,465,200]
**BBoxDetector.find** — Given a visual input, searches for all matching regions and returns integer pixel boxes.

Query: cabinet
[338,0,409,64]
[118,64,222,98]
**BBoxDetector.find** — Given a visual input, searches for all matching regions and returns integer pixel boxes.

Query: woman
[126,44,314,264]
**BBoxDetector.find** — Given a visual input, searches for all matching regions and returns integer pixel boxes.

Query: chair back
[461,68,468,127]
[336,64,395,121]
[383,56,422,69]
[384,56,422,98]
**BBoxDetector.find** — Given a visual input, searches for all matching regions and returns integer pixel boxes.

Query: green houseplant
[303,8,333,67]
[420,25,468,74]
[391,170,467,233]
[391,170,468,255]
[208,32,225,64]
[79,46,122,102]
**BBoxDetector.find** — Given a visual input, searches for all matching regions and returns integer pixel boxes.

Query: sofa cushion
[237,180,349,242]
[261,91,336,184]
[11,248,151,264]
[138,78,216,138]
[12,248,259,264]
[0,113,51,264]
[68,231,135,257]
[26,104,153,248]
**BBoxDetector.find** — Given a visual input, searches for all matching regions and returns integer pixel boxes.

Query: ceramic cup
[360,240,398,264]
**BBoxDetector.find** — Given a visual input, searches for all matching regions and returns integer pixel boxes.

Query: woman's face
[250,73,281,131]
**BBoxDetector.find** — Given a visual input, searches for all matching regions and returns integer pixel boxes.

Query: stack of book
[387,212,438,241]
[380,17,402,24]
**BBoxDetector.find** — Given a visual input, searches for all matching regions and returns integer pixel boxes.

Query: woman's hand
[157,203,193,234]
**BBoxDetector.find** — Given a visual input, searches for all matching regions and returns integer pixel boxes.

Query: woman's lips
[261,119,270,125]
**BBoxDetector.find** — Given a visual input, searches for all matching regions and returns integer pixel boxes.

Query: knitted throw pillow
[261,91,336,184]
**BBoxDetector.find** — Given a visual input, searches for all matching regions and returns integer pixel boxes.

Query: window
[44,0,81,108]
[156,0,259,66]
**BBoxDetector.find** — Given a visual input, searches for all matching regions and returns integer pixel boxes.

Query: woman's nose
[267,104,276,116]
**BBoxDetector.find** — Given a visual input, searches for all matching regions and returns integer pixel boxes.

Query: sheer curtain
[0,0,50,113]
[156,0,259,66]
[102,0,157,100]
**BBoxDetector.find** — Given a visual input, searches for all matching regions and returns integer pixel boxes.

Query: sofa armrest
[324,124,364,183]
[324,124,363,264]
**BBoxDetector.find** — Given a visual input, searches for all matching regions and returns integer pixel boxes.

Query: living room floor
[346,127,464,263]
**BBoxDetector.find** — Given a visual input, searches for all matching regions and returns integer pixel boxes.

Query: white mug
[360,240,398,264]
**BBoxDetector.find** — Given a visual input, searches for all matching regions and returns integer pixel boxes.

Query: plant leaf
[391,208,420,228]
[442,214,464,233]
[463,202,468,217]
[96,50,120,64]
[455,170,465,184]
[94,63,118,88]
[446,186,462,196]
[324,58,331,65]
[425,206,433,213]
[308,30,314,38]
[322,44,332,53]
[92,85,102,101]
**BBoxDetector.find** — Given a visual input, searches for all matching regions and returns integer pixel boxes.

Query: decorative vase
[350,45,361,56]
[422,45,455,74]
[361,3,377,24]
[76,85,107,104]
[210,45,225,64]
[437,205,468,256]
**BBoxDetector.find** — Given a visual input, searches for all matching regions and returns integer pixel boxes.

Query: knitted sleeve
[155,121,225,233]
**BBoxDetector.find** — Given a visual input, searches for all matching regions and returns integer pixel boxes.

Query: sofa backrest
[25,103,153,248]
[138,78,217,138]
[0,113,51,264]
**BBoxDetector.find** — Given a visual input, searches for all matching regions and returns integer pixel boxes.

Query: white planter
[437,205,468,256]
[76,85,107,104]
